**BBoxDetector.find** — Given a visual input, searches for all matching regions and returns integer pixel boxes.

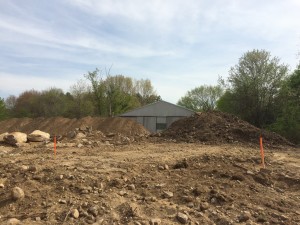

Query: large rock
[27,130,50,142]
[4,132,27,146]
[0,132,9,142]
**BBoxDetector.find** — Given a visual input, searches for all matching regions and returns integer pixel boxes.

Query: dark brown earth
[0,114,299,225]
[161,111,293,147]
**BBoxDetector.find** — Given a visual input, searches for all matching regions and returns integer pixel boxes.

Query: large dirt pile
[0,116,149,137]
[162,111,293,147]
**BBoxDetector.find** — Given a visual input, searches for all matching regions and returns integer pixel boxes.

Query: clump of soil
[0,116,149,137]
[162,111,293,147]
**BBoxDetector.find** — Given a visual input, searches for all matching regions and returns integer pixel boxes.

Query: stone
[27,130,50,142]
[119,190,128,196]
[71,208,80,219]
[163,191,173,198]
[150,218,161,225]
[76,132,86,139]
[7,218,21,225]
[199,202,210,211]
[88,206,99,217]
[4,132,27,146]
[238,211,251,222]
[77,143,84,148]
[11,187,25,200]
[59,199,67,204]
[176,212,189,224]
[67,131,77,139]
[0,132,8,142]
[128,184,136,190]
[0,183,4,188]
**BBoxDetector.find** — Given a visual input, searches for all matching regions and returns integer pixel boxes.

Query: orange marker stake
[54,135,57,158]
[259,135,265,168]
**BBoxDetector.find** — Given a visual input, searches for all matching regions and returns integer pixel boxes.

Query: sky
[0,0,300,104]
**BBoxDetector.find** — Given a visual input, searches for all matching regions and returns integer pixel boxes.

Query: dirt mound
[162,111,293,147]
[0,116,149,137]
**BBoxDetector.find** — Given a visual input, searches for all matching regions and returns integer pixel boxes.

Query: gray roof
[119,100,195,117]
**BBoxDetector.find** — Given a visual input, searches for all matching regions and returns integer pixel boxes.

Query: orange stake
[54,135,57,157]
[259,135,265,168]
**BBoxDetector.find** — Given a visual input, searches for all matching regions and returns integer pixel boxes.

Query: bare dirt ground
[0,140,299,225]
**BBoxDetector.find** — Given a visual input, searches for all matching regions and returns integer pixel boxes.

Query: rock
[76,132,86,139]
[246,170,255,175]
[199,202,210,211]
[162,191,173,198]
[4,132,27,146]
[128,184,136,190]
[0,132,8,142]
[0,183,4,188]
[7,218,21,225]
[88,206,99,217]
[27,130,50,142]
[59,199,67,204]
[67,131,77,139]
[77,143,84,148]
[176,212,189,224]
[164,164,169,170]
[119,190,128,196]
[238,211,251,222]
[71,208,80,219]
[11,187,25,200]
[35,217,41,221]
[150,218,161,225]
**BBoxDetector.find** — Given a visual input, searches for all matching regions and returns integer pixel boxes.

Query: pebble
[163,191,173,198]
[71,208,80,219]
[128,184,136,190]
[11,187,25,200]
[150,218,161,225]
[238,211,251,222]
[176,212,189,224]
[199,202,210,211]
[0,183,4,188]
[59,199,67,204]
[119,190,127,196]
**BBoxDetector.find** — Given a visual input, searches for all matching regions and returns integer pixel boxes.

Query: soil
[161,111,293,147]
[0,114,299,224]
[0,117,150,137]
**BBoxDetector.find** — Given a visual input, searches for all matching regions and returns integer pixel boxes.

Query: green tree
[178,85,223,111]
[0,98,8,120]
[104,75,140,116]
[84,68,106,115]
[69,79,95,118]
[218,49,288,127]
[270,65,300,143]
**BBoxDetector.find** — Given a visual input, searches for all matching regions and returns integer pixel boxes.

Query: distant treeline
[0,70,160,119]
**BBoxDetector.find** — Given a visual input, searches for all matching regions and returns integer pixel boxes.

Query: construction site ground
[0,140,299,225]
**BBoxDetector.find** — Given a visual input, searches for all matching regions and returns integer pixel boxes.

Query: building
[119,100,195,133]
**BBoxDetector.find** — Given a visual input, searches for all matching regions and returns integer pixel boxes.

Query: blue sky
[0,0,299,103]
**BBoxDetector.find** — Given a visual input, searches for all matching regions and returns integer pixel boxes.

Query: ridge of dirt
[161,111,293,147]
[0,116,150,137]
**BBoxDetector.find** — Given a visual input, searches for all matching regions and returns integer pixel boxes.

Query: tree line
[0,70,160,119]
[0,49,299,143]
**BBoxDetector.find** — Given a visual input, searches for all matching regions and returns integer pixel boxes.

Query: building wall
[122,116,187,133]
[119,100,195,133]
